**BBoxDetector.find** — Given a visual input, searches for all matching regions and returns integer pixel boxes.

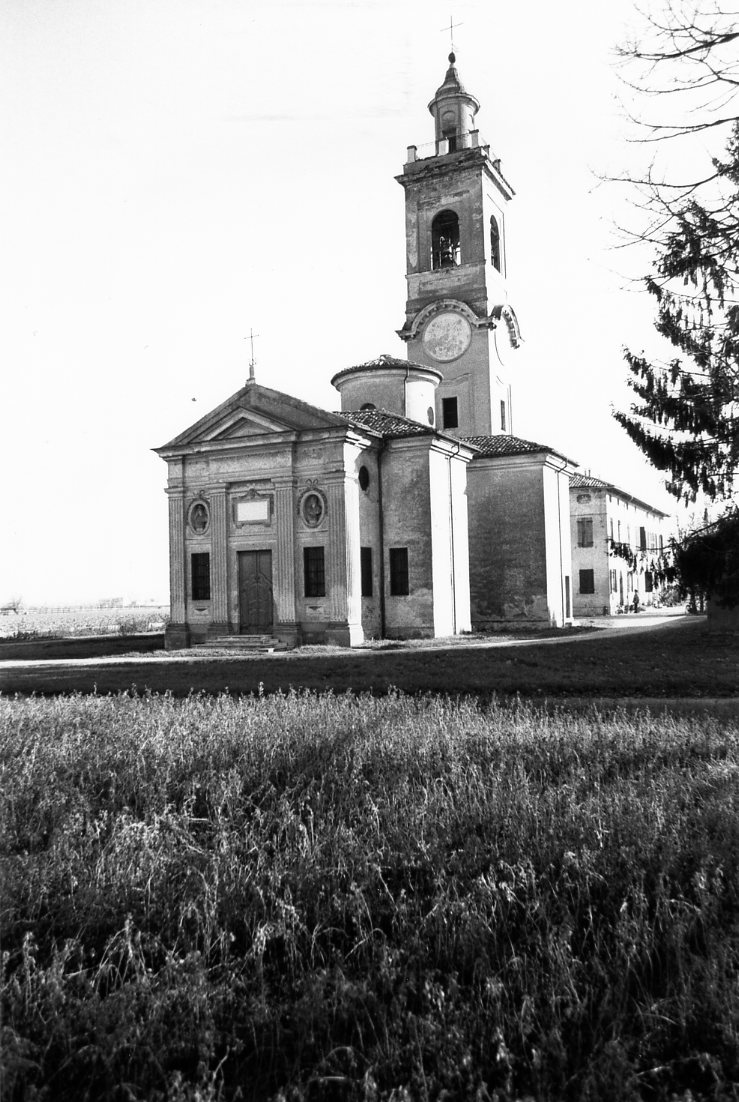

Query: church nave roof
[464,434,577,465]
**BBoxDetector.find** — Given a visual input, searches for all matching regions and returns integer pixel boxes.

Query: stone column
[273,477,298,645]
[165,490,188,649]
[208,486,229,636]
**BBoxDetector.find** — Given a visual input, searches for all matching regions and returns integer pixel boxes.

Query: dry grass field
[2,689,738,1100]
[2,616,738,1099]
[0,605,168,641]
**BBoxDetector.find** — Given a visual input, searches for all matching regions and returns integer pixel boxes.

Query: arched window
[441,111,457,152]
[431,210,460,269]
[490,216,501,271]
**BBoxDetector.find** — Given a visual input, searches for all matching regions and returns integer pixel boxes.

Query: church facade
[156,53,591,648]
[155,377,473,648]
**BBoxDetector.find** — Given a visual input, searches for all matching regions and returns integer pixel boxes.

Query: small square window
[579,569,595,595]
[442,397,458,430]
[389,548,409,596]
[304,547,325,598]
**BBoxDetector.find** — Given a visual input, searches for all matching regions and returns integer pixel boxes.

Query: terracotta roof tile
[570,472,610,490]
[570,471,670,517]
[331,354,442,387]
[344,354,414,371]
[338,409,433,438]
[463,434,554,457]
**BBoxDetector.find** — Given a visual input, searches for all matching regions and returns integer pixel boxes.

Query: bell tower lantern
[397,53,521,438]
[428,49,479,153]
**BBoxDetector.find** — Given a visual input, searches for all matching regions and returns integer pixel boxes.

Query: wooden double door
[238,550,274,634]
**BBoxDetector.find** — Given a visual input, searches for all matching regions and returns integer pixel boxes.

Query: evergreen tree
[613,2,739,503]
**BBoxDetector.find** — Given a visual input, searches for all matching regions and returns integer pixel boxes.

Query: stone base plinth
[274,622,300,648]
[326,621,364,647]
[299,620,365,647]
[165,623,190,650]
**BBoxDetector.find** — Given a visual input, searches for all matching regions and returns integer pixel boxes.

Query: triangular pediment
[155,382,350,454]
[208,409,293,440]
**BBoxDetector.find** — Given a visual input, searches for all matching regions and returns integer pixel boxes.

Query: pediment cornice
[154,382,349,456]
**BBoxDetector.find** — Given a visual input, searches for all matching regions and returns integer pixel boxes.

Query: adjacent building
[570,473,671,616]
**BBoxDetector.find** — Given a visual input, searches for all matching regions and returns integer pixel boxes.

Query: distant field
[2,690,738,1100]
[0,605,169,640]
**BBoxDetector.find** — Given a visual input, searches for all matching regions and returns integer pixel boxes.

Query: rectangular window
[639,526,647,551]
[442,397,458,430]
[191,552,211,600]
[303,546,325,597]
[360,547,373,597]
[500,399,507,432]
[644,571,654,593]
[579,568,595,595]
[389,547,409,596]
[609,569,617,593]
[577,517,594,548]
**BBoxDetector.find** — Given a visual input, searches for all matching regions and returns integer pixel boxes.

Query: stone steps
[196,634,288,653]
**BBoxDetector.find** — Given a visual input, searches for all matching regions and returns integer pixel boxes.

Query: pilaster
[274,477,299,642]
[209,486,229,632]
[166,491,188,649]
[325,475,364,646]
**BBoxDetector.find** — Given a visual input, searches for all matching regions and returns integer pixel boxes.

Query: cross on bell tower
[396,51,521,438]
[442,15,463,54]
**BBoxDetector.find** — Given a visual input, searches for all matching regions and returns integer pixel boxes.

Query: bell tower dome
[397,53,521,438]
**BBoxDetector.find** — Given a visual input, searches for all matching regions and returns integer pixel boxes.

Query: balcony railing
[405,130,492,163]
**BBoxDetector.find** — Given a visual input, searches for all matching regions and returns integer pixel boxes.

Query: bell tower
[396,52,521,438]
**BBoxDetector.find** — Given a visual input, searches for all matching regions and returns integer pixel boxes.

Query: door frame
[237,548,274,634]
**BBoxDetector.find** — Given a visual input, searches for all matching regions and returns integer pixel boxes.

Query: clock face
[422,312,472,362]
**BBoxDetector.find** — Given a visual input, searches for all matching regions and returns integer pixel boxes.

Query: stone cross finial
[245,328,259,384]
[441,14,462,57]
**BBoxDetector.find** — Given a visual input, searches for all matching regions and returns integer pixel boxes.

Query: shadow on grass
[2,618,737,701]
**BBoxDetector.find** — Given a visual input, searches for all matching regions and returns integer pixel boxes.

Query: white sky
[0,0,703,605]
